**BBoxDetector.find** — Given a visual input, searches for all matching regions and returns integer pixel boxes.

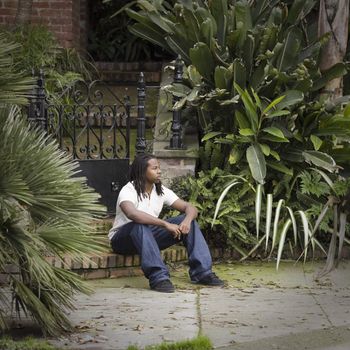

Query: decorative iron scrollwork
[43,79,130,160]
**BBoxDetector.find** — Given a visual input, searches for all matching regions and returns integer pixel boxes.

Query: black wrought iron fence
[28,55,186,158]
[27,58,186,213]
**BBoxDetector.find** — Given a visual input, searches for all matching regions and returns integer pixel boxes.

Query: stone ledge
[43,246,189,280]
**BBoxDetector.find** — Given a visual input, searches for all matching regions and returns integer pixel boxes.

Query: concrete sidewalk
[51,260,350,350]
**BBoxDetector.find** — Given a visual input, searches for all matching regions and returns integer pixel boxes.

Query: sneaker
[151,279,175,293]
[194,272,224,286]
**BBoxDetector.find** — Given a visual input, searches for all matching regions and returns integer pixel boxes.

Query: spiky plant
[0,106,106,335]
[0,32,34,105]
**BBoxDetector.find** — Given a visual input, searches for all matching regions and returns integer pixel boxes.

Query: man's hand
[165,222,182,240]
[179,218,192,234]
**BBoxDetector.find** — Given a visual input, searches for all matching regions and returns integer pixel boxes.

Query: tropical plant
[124,0,350,175]
[295,170,350,276]
[165,169,257,253]
[205,86,350,185]
[0,107,106,335]
[0,32,34,105]
[88,0,172,62]
[3,25,99,94]
[124,0,347,112]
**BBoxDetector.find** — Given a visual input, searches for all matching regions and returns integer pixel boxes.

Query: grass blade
[255,184,263,239]
[298,210,310,263]
[286,206,297,246]
[276,219,292,270]
[240,234,267,262]
[212,181,240,227]
[270,199,284,254]
[265,193,273,251]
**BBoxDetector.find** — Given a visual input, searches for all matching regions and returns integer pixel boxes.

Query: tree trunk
[15,0,33,26]
[318,0,349,99]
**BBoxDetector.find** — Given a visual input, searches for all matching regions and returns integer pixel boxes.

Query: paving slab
[5,260,350,350]
[207,261,350,350]
[51,283,198,350]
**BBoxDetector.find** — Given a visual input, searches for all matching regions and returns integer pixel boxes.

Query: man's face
[145,158,161,184]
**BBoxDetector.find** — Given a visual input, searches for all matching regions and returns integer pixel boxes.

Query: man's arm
[120,201,182,238]
[171,199,198,234]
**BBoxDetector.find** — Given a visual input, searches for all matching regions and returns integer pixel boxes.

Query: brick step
[44,246,189,280]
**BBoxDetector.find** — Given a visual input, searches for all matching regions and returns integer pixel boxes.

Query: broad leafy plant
[124,0,350,176]
[125,0,347,124]
[206,86,347,184]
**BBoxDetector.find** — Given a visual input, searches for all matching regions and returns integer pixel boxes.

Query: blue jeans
[110,215,213,288]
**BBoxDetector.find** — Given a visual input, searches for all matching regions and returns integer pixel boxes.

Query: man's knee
[130,223,150,237]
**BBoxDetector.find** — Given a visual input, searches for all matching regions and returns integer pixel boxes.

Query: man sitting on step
[108,153,224,293]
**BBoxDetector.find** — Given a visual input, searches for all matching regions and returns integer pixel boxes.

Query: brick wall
[0,0,88,50]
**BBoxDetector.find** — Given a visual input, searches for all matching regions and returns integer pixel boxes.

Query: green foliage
[126,0,350,180]
[164,169,257,253]
[299,171,330,198]
[0,337,62,350]
[127,0,346,110]
[2,24,98,104]
[6,25,97,81]
[88,0,172,62]
[0,107,107,335]
[127,335,212,350]
[0,33,34,105]
[214,180,324,268]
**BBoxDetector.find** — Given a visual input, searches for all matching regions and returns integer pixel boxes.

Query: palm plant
[0,32,106,335]
[0,32,34,105]
[0,107,106,335]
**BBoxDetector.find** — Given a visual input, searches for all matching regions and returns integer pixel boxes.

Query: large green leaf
[202,131,222,141]
[200,18,215,48]
[277,27,302,71]
[235,110,250,129]
[163,83,191,97]
[235,83,258,131]
[246,144,266,184]
[287,0,307,23]
[267,160,293,176]
[189,42,214,80]
[312,63,348,91]
[182,7,201,43]
[214,66,229,89]
[166,35,191,63]
[303,151,338,172]
[210,0,227,46]
[262,127,288,141]
[232,59,247,91]
[148,12,176,34]
[187,65,202,86]
[128,23,169,50]
[235,0,253,48]
[276,90,304,109]
[262,95,285,115]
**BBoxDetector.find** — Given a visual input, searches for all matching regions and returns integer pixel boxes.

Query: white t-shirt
[108,181,179,240]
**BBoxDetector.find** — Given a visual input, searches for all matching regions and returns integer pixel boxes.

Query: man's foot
[194,272,224,286]
[151,279,175,293]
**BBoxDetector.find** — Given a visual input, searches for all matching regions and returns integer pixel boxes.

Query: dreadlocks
[130,153,164,200]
